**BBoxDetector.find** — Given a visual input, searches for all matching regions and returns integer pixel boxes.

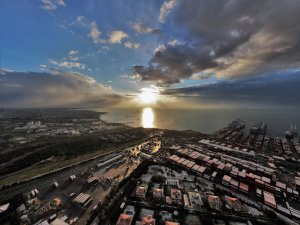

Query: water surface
[98,108,300,136]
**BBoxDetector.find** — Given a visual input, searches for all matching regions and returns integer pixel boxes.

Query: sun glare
[138,87,159,104]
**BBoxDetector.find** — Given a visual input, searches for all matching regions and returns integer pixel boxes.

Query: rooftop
[263,191,276,208]
[0,203,10,213]
[50,219,69,225]
[116,214,134,225]
[207,195,223,211]
[171,188,182,200]
[224,196,244,212]
[136,185,148,197]
[239,182,249,192]
[276,181,287,190]
[165,222,180,225]
[153,188,164,199]
[223,175,231,183]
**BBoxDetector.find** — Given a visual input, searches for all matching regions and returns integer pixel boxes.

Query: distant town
[1,109,300,225]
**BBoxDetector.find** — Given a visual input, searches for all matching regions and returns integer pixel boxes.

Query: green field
[0,136,150,186]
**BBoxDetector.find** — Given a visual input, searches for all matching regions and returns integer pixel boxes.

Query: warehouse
[222,175,231,188]
[263,191,276,208]
[276,181,287,191]
[230,179,239,191]
[239,182,249,195]
[73,193,91,206]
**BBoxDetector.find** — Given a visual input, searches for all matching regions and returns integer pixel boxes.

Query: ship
[250,122,267,135]
[228,119,245,131]
[285,124,297,139]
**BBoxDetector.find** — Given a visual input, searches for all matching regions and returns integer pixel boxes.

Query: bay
[95,107,300,136]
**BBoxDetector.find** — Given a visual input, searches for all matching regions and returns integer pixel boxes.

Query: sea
[95,107,300,137]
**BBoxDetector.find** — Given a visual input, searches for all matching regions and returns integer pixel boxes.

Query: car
[120,202,126,209]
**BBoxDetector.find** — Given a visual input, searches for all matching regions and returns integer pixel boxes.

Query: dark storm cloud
[132,40,218,86]
[133,0,300,85]
[0,69,123,108]
[163,70,300,106]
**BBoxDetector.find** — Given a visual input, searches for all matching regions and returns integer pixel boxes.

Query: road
[0,136,159,199]
[0,152,121,200]
[0,137,162,225]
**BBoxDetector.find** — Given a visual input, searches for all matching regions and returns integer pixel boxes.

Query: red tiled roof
[263,191,276,208]
[223,175,231,183]
[239,182,249,192]
[116,214,133,225]
[276,181,287,190]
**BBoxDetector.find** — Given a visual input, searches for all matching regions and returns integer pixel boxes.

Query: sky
[0,0,300,108]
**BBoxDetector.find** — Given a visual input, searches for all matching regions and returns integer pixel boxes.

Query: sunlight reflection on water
[142,107,154,128]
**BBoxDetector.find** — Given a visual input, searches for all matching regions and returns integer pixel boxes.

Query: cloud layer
[0,69,123,108]
[163,70,300,107]
[133,0,300,86]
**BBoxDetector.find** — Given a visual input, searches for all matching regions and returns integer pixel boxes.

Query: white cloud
[76,16,84,23]
[46,50,84,69]
[68,50,79,61]
[108,30,128,44]
[124,41,141,49]
[89,21,105,44]
[131,22,150,33]
[0,68,15,74]
[69,55,79,61]
[158,0,177,23]
[40,64,48,70]
[87,24,130,47]
[49,59,86,70]
[73,16,89,27]
[132,22,151,33]
[121,73,141,80]
[68,50,79,55]
[55,0,66,6]
[168,39,182,46]
[98,46,110,53]
[131,22,160,34]
[40,0,66,10]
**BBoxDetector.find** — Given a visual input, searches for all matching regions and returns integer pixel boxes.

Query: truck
[120,202,126,209]
[49,214,57,221]
[34,189,39,196]
[69,217,79,224]
[70,175,76,181]
[30,190,36,198]
[53,181,58,188]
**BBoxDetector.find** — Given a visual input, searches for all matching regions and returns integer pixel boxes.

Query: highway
[0,152,120,200]
[0,136,159,199]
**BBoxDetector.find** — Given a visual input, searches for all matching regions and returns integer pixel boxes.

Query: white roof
[17,204,26,213]
[0,203,10,213]
[35,220,50,225]
[51,219,69,225]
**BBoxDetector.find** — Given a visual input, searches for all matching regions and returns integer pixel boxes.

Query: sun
[138,87,159,104]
